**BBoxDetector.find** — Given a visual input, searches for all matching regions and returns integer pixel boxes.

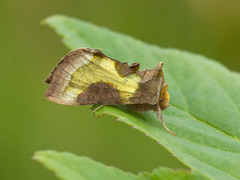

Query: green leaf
[44,15,240,180]
[33,150,207,180]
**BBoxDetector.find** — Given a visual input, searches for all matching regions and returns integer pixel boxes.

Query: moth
[44,48,175,135]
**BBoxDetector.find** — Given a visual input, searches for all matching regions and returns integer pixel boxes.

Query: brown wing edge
[44,48,106,84]
[44,48,107,105]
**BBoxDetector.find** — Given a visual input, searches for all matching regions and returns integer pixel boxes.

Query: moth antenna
[157,105,176,136]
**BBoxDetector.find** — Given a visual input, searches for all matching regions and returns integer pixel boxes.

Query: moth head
[158,82,170,110]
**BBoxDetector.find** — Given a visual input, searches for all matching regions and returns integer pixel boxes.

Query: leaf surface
[44,15,240,180]
[33,151,207,180]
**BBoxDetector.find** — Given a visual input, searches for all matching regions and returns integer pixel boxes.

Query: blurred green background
[0,0,239,179]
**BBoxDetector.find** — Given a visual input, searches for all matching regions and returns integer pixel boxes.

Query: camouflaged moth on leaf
[44,48,175,135]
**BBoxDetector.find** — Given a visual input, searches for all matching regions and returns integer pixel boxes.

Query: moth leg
[92,105,105,118]
[90,104,104,113]
[157,105,176,136]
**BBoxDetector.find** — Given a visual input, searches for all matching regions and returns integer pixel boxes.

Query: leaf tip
[32,150,57,162]
[42,14,69,26]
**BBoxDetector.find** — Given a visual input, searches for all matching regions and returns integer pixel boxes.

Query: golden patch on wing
[44,48,142,105]
[63,53,142,104]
